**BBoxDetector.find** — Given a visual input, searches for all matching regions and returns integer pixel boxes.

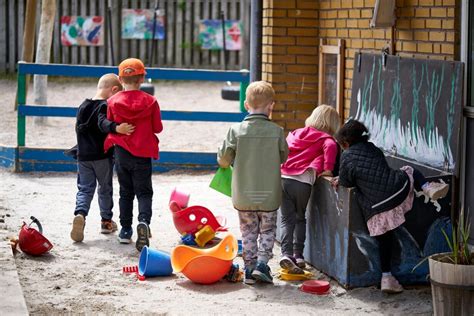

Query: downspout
[250,0,262,82]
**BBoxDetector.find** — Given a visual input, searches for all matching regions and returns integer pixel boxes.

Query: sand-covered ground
[0,78,433,315]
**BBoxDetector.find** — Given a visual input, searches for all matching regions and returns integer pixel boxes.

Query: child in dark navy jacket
[332,119,449,293]
[70,74,134,243]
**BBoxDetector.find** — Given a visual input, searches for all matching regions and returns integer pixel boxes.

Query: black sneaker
[118,227,133,244]
[244,267,256,285]
[252,261,273,283]
[136,222,150,251]
[279,255,304,274]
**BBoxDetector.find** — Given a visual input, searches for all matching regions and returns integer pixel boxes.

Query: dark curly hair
[335,119,370,146]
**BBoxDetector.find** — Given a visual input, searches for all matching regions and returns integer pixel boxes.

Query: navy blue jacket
[338,142,410,222]
[75,99,117,161]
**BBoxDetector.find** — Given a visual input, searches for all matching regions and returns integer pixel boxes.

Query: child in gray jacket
[218,81,288,285]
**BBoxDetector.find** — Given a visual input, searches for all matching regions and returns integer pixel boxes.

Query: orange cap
[118,58,146,77]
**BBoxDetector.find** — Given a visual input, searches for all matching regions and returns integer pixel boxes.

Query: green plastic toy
[209,167,232,197]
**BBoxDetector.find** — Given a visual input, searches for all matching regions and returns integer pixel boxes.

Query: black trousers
[114,146,153,228]
[375,229,395,273]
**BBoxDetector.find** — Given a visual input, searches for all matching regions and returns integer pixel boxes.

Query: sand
[0,78,433,315]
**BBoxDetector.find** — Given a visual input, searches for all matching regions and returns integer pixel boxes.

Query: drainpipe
[460,0,473,246]
[250,0,262,82]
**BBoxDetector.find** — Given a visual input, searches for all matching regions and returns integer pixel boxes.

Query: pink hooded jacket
[281,126,338,176]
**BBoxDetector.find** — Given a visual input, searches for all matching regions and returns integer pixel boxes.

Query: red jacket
[104,90,163,159]
[281,126,338,175]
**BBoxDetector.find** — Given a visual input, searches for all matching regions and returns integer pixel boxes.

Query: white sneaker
[381,275,404,293]
[422,182,449,200]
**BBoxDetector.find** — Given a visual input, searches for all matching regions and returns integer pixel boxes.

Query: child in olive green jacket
[218,81,288,285]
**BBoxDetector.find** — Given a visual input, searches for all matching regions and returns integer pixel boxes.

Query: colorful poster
[61,16,104,46]
[121,9,165,40]
[199,20,242,50]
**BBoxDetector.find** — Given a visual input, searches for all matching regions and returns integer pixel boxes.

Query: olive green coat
[218,114,289,211]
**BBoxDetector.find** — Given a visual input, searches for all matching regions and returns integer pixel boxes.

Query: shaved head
[97,73,122,90]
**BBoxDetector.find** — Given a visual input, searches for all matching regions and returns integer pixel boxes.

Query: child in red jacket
[104,58,163,251]
[279,105,340,274]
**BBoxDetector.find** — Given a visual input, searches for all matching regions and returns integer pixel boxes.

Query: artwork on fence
[61,16,104,46]
[350,53,463,173]
[198,20,242,50]
[121,9,165,40]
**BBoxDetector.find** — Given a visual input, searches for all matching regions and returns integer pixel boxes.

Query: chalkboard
[350,53,463,174]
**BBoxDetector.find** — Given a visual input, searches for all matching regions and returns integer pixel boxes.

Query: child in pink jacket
[279,105,340,274]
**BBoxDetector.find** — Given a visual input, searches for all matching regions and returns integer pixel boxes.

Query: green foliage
[441,208,472,265]
[423,64,445,147]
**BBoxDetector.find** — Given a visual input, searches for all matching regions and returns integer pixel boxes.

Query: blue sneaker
[118,227,133,244]
[244,267,256,285]
[136,222,150,251]
[252,261,273,283]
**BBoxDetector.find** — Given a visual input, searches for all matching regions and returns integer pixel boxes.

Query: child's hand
[319,170,333,178]
[330,176,339,188]
[116,123,135,135]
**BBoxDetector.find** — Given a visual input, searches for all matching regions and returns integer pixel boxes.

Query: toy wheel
[221,85,240,101]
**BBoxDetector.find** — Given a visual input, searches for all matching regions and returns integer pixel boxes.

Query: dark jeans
[280,178,312,257]
[115,146,153,228]
[74,158,114,220]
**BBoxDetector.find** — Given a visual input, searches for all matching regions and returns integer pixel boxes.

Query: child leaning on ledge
[217,81,289,285]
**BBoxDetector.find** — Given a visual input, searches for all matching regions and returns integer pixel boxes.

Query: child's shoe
[294,254,306,269]
[422,181,449,200]
[118,226,133,244]
[136,222,150,251]
[70,214,85,242]
[244,267,256,285]
[101,219,118,234]
[279,255,304,274]
[251,261,273,283]
[381,275,404,293]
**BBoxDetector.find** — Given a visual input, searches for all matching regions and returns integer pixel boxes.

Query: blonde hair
[120,74,145,85]
[305,105,340,135]
[245,81,275,109]
[98,73,122,90]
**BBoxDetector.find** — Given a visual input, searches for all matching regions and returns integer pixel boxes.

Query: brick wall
[262,0,460,130]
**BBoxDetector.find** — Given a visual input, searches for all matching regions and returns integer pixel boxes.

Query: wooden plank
[61,0,69,64]
[184,0,192,67]
[17,62,250,82]
[202,0,210,67]
[175,0,183,67]
[165,0,174,66]
[128,0,137,59]
[17,0,24,66]
[53,0,61,64]
[210,0,218,69]
[88,0,96,65]
[80,0,87,65]
[0,0,7,71]
[139,0,147,63]
[8,0,17,72]
[70,0,78,65]
[112,0,122,64]
[240,0,250,70]
[156,0,165,66]
[191,0,200,67]
[98,0,105,65]
[228,0,236,69]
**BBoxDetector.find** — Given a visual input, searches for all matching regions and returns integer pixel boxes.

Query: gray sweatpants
[280,178,312,257]
[238,210,277,268]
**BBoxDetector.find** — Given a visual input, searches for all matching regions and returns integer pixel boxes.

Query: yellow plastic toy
[278,268,313,281]
[194,225,216,247]
[171,233,238,284]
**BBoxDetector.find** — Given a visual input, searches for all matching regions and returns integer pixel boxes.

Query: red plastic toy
[169,201,227,236]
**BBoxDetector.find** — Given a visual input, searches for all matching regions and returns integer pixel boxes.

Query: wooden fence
[0,0,250,73]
